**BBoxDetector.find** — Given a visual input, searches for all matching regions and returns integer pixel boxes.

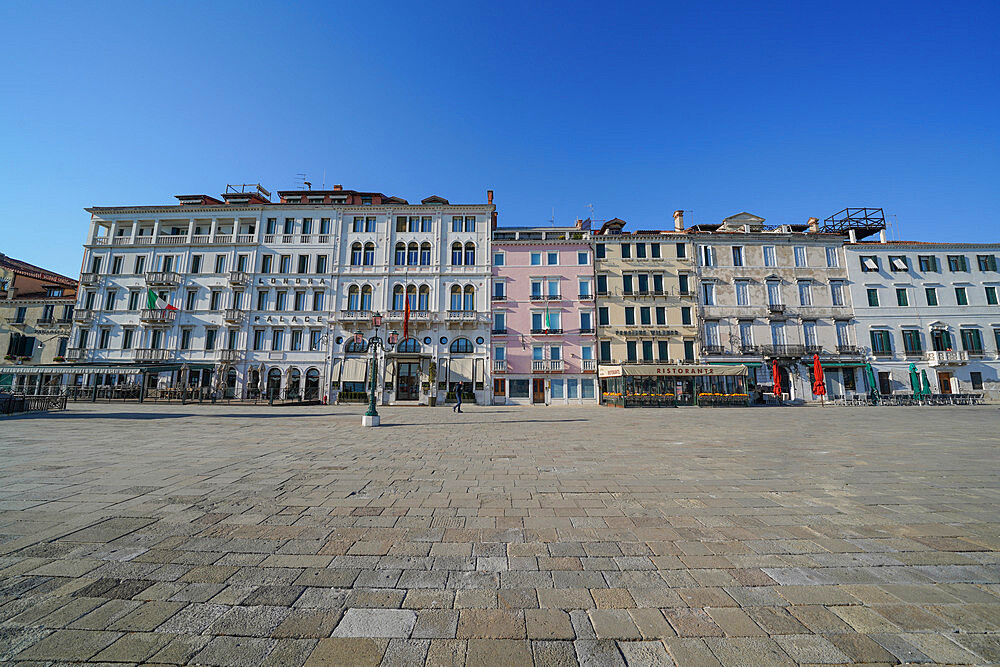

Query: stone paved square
[0,402,998,665]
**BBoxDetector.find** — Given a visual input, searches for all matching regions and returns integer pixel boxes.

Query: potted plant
[3,354,13,361]
[53,356,66,363]
[427,361,437,406]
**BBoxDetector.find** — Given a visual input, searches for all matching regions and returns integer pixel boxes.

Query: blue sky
[1,0,998,277]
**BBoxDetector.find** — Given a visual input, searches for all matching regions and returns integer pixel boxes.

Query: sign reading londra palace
[599,364,748,378]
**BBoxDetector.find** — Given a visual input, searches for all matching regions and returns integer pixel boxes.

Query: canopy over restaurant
[599,363,749,407]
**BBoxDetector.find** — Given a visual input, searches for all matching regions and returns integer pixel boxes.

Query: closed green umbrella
[866,363,881,404]
[908,363,920,396]
[921,369,932,398]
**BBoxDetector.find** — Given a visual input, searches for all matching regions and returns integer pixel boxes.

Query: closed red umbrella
[812,354,826,400]
[772,359,781,396]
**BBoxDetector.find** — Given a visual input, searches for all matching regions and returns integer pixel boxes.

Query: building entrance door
[396,362,420,401]
[532,378,546,404]
[937,371,953,394]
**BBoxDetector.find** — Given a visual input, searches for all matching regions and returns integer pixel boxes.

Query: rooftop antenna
[295,173,307,189]
[550,207,555,226]
[587,203,596,223]
[322,168,326,190]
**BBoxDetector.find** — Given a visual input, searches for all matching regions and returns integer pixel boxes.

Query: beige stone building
[0,254,78,393]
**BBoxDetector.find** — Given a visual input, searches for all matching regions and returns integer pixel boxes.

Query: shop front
[599,363,749,407]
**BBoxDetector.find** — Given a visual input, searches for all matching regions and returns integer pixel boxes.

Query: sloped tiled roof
[0,253,77,285]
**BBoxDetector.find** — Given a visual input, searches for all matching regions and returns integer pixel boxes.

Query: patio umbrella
[921,369,932,398]
[908,363,920,396]
[865,363,881,404]
[772,359,781,396]
[812,354,826,401]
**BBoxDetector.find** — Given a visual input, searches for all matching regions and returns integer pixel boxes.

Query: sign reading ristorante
[598,364,748,378]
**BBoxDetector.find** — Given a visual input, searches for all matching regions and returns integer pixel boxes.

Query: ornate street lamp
[361,313,397,426]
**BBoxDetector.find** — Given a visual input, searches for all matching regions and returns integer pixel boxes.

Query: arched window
[347,285,360,311]
[407,242,419,265]
[451,242,463,266]
[288,368,301,398]
[267,368,282,398]
[363,243,376,266]
[406,284,417,309]
[397,337,421,353]
[463,284,475,311]
[418,285,430,311]
[392,285,405,310]
[394,242,406,266]
[345,338,368,353]
[361,284,373,310]
[464,242,475,266]
[450,285,462,311]
[350,243,362,266]
[305,368,320,399]
[420,242,431,266]
[450,337,473,353]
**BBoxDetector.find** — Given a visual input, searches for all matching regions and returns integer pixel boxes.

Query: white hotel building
[71,185,494,405]
[844,240,1000,399]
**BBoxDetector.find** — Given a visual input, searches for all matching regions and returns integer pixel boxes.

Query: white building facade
[72,186,494,405]
[844,240,1000,399]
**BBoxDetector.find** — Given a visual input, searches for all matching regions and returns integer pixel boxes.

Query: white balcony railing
[582,359,597,371]
[139,309,178,325]
[223,309,244,323]
[338,310,374,321]
[213,234,233,244]
[79,272,100,285]
[445,310,478,322]
[228,271,250,285]
[145,271,182,286]
[133,348,172,362]
[531,360,564,372]
[236,234,256,244]
[387,310,432,322]
[156,235,187,245]
[65,348,85,361]
[219,349,241,363]
[191,234,211,244]
[925,350,970,366]
[73,309,94,323]
[493,359,507,372]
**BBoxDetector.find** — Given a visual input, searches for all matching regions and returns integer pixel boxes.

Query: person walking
[453,383,463,413]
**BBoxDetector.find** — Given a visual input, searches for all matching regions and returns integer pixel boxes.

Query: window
[179,329,191,350]
[860,255,879,272]
[205,328,217,351]
[598,307,609,326]
[655,306,666,325]
[420,243,432,266]
[622,274,633,294]
[925,287,938,306]
[421,216,432,232]
[676,243,686,259]
[626,340,637,362]
[947,255,968,272]
[971,372,984,390]
[739,321,754,348]
[546,252,558,265]
[640,307,651,325]
[635,243,646,259]
[269,329,283,351]
[452,216,463,232]
[253,329,264,351]
[494,346,506,361]
[802,321,817,347]
[493,252,504,266]
[793,246,807,267]
[392,286,405,310]
[111,256,124,275]
[408,243,419,265]
[578,279,591,297]
[702,282,715,305]
[889,256,908,272]
[895,288,908,307]
[530,252,541,266]
[261,255,273,273]
[450,338,473,353]
[770,321,786,346]
[650,244,661,259]
[363,243,375,266]
[652,274,663,294]
[283,218,294,234]
[825,247,840,267]
[798,281,812,306]
[830,281,845,306]
[766,281,781,306]
[493,281,505,300]
[681,307,692,326]
[960,328,983,354]
[531,280,543,299]
[866,288,879,307]
[955,287,968,306]
[210,291,222,310]
[294,292,306,311]
[365,217,375,232]
[127,291,140,311]
[279,255,291,273]
[408,216,419,232]
[657,340,669,361]
[266,218,277,234]
[987,286,998,305]
[621,244,631,259]
[316,255,328,273]
[302,218,312,234]
[596,275,608,295]
[901,329,922,355]
[835,321,850,347]
[931,329,953,351]
[105,290,117,311]
[577,251,589,265]
[704,321,720,346]
[763,246,776,267]
[134,256,145,274]
[212,255,224,274]
[581,345,593,360]
[320,218,331,234]
[547,280,559,298]
[977,255,998,271]
[297,255,309,274]
[291,330,303,351]
[918,255,939,272]
[641,340,653,361]
[361,285,373,310]
[257,289,268,310]
[366,217,376,233]
[493,312,506,332]
[732,246,744,267]
[870,330,892,355]
[843,367,856,391]
[90,256,103,273]
[550,345,562,361]
[678,274,689,294]
[13,306,26,323]
[624,307,635,325]
[599,341,611,361]
[700,245,715,267]
[186,290,197,310]
[465,216,476,232]
[450,286,462,311]
[580,311,592,331]
[275,291,287,311]
[233,291,244,309]
[465,243,476,265]
[595,243,606,259]
[637,274,649,294]
[121,329,133,350]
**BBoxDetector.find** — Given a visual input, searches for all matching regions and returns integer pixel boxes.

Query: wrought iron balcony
[701,345,725,355]
[837,344,861,355]
[491,328,508,335]
[530,328,563,335]
[491,294,507,301]
[758,344,807,358]
[805,345,825,355]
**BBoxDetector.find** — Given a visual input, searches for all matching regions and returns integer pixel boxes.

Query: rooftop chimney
[333,184,343,191]
[487,190,493,205]
[673,210,684,232]
[879,229,887,244]
[848,229,857,244]
[807,217,819,233]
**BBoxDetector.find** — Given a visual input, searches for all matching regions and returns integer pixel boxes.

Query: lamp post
[358,312,398,427]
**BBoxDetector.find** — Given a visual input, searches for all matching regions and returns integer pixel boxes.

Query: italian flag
[146,288,178,311]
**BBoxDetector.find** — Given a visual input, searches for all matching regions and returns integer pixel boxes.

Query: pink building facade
[490,223,599,405]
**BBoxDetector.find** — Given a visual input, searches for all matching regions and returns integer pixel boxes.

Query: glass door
[396,362,420,401]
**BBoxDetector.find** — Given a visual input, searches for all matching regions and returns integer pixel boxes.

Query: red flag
[812,354,826,396]
[403,288,410,340]
[772,359,782,396]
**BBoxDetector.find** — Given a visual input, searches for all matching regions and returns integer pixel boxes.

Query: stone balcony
[132,348,172,362]
[926,350,970,366]
[145,271,182,286]
[139,309,178,325]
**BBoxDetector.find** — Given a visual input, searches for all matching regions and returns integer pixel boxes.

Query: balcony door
[532,379,546,404]
[937,372,953,394]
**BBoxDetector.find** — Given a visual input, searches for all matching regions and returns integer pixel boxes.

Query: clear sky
[1,0,998,277]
